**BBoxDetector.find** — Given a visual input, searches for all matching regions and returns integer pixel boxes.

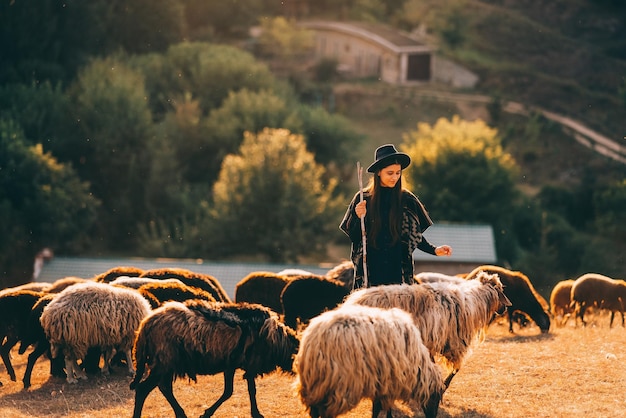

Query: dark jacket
[340,189,435,288]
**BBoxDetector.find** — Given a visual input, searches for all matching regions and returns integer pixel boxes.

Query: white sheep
[39,281,152,383]
[295,304,444,418]
[343,270,511,389]
[414,271,468,285]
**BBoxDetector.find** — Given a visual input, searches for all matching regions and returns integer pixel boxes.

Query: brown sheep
[324,260,355,290]
[91,266,144,283]
[0,282,52,295]
[465,265,551,333]
[570,273,626,327]
[234,271,292,314]
[139,267,231,302]
[550,279,575,326]
[136,281,217,309]
[130,300,299,418]
[45,276,88,293]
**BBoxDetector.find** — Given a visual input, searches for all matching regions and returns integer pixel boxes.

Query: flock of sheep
[0,262,623,418]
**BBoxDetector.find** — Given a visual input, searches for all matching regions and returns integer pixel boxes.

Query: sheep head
[476,270,512,314]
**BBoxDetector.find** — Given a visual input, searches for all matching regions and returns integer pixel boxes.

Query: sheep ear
[497,289,512,306]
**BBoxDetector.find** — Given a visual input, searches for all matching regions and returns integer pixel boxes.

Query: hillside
[332,82,626,195]
[400,0,626,141]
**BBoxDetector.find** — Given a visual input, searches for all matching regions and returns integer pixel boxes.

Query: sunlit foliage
[130,42,278,118]
[208,128,343,262]
[256,17,315,60]
[402,115,521,262]
[0,119,99,285]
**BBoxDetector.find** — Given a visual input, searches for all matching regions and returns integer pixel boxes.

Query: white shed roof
[413,224,497,263]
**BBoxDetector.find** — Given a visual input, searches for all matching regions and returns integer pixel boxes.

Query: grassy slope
[403,0,626,137]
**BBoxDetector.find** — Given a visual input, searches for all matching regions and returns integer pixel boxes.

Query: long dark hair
[365,165,404,248]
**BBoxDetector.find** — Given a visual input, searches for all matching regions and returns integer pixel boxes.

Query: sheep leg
[23,343,49,389]
[101,348,115,376]
[122,348,135,375]
[157,373,187,418]
[244,372,264,418]
[423,389,442,418]
[132,372,171,418]
[444,369,459,389]
[577,305,587,327]
[610,311,615,328]
[201,368,237,418]
[371,398,387,418]
[507,308,515,333]
[65,353,87,384]
[308,406,321,418]
[82,346,102,374]
[0,335,19,381]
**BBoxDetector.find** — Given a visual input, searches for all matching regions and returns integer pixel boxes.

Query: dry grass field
[1,314,625,418]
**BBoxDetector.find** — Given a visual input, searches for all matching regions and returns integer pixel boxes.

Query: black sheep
[0,290,46,385]
[130,300,299,418]
[234,271,292,314]
[18,293,66,388]
[465,265,551,333]
[91,266,144,283]
[280,274,350,330]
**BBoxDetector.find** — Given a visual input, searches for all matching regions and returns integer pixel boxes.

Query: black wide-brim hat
[367,144,411,173]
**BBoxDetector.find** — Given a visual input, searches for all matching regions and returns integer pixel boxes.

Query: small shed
[300,20,478,88]
[413,223,497,275]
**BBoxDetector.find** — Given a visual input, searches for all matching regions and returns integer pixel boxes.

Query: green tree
[164,88,297,186]
[593,179,626,240]
[62,57,155,248]
[402,115,521,262]
[130,42,277,118]
[206,128,343,262]
[0,82,70,148]
[287,105,363,182]
[256,17,315,61]
[0,119,99,286]
[0,0,184,85]
[181,0,277,37]
[107,0,186,54]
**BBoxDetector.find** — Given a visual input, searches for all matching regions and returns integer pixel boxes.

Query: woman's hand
[355,201,367,218]
[435,245,452,256]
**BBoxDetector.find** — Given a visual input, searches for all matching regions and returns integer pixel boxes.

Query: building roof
[414,223,497,263]
[36,257,331,300]
[300,20,432,54]
[33,225,495,299]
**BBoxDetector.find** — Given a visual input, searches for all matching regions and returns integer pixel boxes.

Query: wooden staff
[357,161,368,287]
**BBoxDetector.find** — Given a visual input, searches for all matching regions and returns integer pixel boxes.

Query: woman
[340,144,452,288]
